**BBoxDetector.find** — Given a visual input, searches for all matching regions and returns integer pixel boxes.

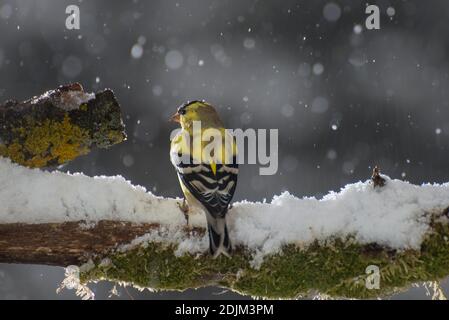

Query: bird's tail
[206,213,232,258]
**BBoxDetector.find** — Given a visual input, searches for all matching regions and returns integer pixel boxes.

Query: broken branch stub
[0,83,126,168]
[371,165,386,188]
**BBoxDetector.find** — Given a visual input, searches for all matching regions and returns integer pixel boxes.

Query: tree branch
[0,83,126,168]
[0,208,448,300]
[0,221,161,266]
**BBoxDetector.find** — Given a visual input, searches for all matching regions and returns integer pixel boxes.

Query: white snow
[230,182,448,255]
[30,88,95,110]
[0,157,195,226]
[1,157,449,258]
[57,265,94,300]
[58,90,95,110]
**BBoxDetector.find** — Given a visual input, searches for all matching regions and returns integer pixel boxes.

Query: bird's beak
[170,112,180,123]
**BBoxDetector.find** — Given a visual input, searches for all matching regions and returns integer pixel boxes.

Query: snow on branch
[1,157,449,299]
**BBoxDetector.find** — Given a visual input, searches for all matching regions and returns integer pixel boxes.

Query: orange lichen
[0,114,90,168]
[0,142,25,164]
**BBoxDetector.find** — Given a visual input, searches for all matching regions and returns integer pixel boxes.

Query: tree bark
[0,221,164,266]
[0,83,126,168]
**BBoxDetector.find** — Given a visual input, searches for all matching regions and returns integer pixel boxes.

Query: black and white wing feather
[173,155,238,218]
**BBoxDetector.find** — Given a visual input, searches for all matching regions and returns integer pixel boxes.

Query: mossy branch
[0,83,126,168]
[79,212,449,300]
[0,208,449,299]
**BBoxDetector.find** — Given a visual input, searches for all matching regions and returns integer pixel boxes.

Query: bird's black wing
[175,156,238,218]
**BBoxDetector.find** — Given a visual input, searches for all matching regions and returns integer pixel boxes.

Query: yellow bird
[170,100,238,258]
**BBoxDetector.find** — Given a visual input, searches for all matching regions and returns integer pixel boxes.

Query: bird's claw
[177,199,190,226]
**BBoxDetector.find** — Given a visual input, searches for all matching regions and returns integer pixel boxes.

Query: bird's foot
[177,199,190,226]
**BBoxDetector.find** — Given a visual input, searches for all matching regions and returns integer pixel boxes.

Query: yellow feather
[171,100,238,170]
[210,161,217,176]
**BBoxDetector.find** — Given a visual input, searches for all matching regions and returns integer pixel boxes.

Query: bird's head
[170,100,223,129]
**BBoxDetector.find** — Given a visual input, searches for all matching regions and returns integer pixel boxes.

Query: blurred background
[1,0,449,299]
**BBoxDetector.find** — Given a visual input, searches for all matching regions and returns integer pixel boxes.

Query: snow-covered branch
[1,157,449,299]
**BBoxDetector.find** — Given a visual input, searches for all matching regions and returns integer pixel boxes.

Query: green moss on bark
[80,220,449,299]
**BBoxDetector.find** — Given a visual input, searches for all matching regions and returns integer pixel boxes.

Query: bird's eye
[178,109,186,115]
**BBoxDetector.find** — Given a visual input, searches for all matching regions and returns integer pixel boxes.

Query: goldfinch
[170,100,238,258]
